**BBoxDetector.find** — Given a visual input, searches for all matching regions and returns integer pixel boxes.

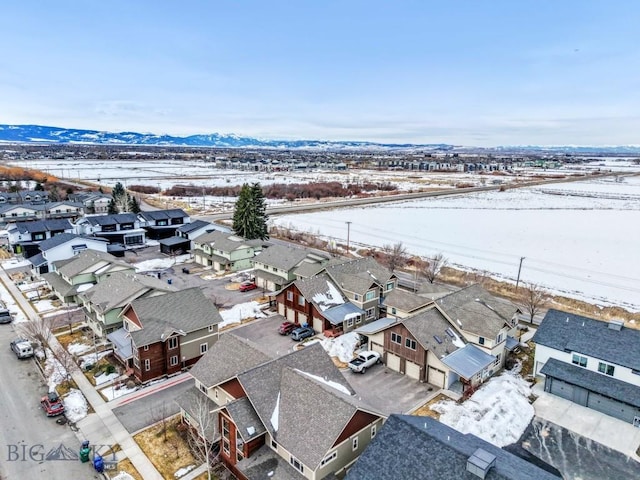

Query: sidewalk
[0,266,164,480]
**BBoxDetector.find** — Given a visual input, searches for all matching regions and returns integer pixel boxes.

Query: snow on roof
[296,369,353,396]
[76,283,94,293]
[312,280,345,311]
[270,392,280,432]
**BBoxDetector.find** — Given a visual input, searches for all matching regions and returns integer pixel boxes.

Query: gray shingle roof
[235,445,305,480]
[54,249,132,277]
[540,358,640,408]
[189,334,270,388]
[225,397,267,442]
[174,385,218,440]
[294,273,346,312]
[81,271,176,314]
[194,230,262,253]
[42,272,79,297]
[532,309,640,371]
[325,256,394,294]
[128,287,222,347]
[383,288,434,312]
[402,308,465,359]
[435,284,518,339]
[346,415,562,480]
[292,260,326,279]
[253,244,314,271]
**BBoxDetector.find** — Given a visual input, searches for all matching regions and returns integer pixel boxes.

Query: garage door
[406,361,421,381]
[547,378,575,402]
[298,313,307,325]
[371,342,384,356]
[428,366,446,389]
[286,308,295,322]
[313,317,323,334]
[386,353,401,372]
[278,304,285,316]
[587,392,638,423]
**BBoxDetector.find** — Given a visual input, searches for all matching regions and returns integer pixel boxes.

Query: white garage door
[278,304,285,316]
[386,353,401,372]
[406,361,421,381]
[313,317,323,334]
[286,308,296,322]
[371,342,384,356]
[428,367,446,389]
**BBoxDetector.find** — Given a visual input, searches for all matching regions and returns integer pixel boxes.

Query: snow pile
[78,349,113,369]
[18,280,46,291]
[67,342,93,356]
[432,371,534,447]
[174,465,195,478]
[111,473,135,480]
[0,282,27,323]
[94,371,120,385]
[219,301,266,328]
[321,332,361,363]
[100,383,138,401]
[44,352,68,392]
[32,299,56,312]
[63,389,88,422]
[1,257,31,269]
[133,254,191,272]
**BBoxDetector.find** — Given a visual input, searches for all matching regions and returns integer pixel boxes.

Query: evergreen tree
[49,185,60,202]
[34,182,44,191]
[107,199,118,214]
[232,183,269,240]
[129,195,141,214]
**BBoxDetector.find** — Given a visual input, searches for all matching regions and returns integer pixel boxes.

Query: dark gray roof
[189,334,270,388]
[159,236,191,247]
[0,204,43,214]
[42,271,79,297]
[435,284,518,339]
[176,219,211,234]
[294,273,346,312]
[253,244,315,271]
[346,415,562,480]
[128,287,222,347]
[13,218,73,233]
[292,260,327,279]
[54,249,132,277]
[383,288,434,312]
[236,445,305,480]
[28,253,46,267]
[540,358,640,408]
[174,385,218,440]
[139,208,188,220]
[325,257,394,294]
[107,327,133,360]
[532,309,640,371]
[225,397,266,442]
[403,308,465,359]
[35,233,80,251]
[83,213,138,226]
[253,269,286,286]
[194,230,262,253]
[441,344,496,380]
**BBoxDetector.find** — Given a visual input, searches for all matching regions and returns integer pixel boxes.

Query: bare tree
[149,401,170,442]
[51,344,79,384]
[519,282,547,323]
[17,316,54,358]
[184,391,219,477]
[382,242,408,272]
[423,253,448,284]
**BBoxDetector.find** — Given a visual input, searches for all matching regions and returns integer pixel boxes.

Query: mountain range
[1,124,639,155]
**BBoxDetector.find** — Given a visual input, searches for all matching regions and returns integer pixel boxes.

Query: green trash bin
[79,440,91,463]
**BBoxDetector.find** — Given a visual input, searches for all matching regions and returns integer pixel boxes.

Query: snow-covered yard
[219,301,266,328]
[133,253,191,273]
[99,383,138,401]
[431,370,534,447]
[321,332,361,363]
[63,388,88,423]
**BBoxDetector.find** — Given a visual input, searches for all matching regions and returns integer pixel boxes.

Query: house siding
[383,324,427,378]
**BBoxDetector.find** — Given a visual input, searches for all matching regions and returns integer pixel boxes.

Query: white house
[28,233,108,275]
[533,309,640,426]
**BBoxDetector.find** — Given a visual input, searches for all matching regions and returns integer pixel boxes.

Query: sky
[1,1,639,146]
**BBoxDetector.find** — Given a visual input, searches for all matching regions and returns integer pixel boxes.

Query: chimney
[467,448,496,479]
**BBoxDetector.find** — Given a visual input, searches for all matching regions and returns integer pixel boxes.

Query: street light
[515,257,525,291]
[345,221,352,256]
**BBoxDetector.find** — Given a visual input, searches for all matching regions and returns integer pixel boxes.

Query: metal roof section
[323,302,365,326]
[442,344,496,380]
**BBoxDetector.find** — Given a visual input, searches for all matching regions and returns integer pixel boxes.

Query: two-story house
[381,288,434,319]
[533,309,640,426]
[81,271,177,337]
[28,233,108,274]
[138,208,190,239]
[159,220,218,256]
[67,191,112,214]
[0,190,49,204]
[43,249,134,304]
[75,213,146,246]
[7,219,75,257]
[193,231,263,273]
[183,334,385,480]
[118,288,221,382]
[252,244,330,292]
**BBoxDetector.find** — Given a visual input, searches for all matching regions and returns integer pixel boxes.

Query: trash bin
[93,454,104,473]
[79,441,91,463]
[167,278,173,285]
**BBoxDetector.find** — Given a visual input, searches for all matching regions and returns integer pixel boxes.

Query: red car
[278,321,297,335]
[239,281,258,292]
[41,392,65,417]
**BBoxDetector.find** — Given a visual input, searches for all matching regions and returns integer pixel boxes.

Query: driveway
[342,364,438,416]
[230,314,300,358]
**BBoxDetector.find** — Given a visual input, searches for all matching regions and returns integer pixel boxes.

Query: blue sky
[1,1,639,146]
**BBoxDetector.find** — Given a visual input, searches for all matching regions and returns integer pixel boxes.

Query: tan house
[181,334,385,480]
[193,231,263,273]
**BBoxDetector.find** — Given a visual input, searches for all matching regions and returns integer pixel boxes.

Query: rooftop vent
[467,448,496,479]
[434,335,443,344]
[608,320,624,331]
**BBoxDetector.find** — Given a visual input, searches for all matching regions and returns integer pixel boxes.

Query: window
[214,389,218,399]
[366,307,375,318]
[352,437,359,451]
[170,355,179,366]
[208,324,215,332]
[391,332,402,344]
[199,383,207,394]
[144,359,150,371]
[289,456,304,473]
[405,338,417,350]
[347,317,354,327]
[391,307,397,315]
[496,333,503,343]
[495,353,502,365]
[271,439,278,450]
[321,451,337,467]
[143,345,149,351]
[478,336,485,345]
[598,362,615,376]
[297,296,305,307]
[365,290,376,301]
[354,294,360,301]
[133,357,140,369]
[386,281,394,291]
[287,291,293,301]
[168,337,178,349]
[355,315,362,324]
[371,424,377,439]
[200,343,208,354]
[572,354,588,368]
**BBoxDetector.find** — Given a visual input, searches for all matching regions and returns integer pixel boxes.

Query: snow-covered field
[273,175,640,311]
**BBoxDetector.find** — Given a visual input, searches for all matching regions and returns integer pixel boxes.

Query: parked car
[10,338,34,359]
[239,281,258,292]
[348,351,381,374]
[41,391,65,417]
[278,321,297,335]
[291,326,315,341]
[0,308,12,324]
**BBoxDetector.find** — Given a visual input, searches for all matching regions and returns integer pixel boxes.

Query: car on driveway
[239,281,258,292]
[278,321,297,335]
[291,326,315,341]
[41,392,65,417]
[348,351,382,374]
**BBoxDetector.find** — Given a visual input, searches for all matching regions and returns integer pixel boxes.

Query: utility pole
[345,221,352,256]
[515,256,525,291]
